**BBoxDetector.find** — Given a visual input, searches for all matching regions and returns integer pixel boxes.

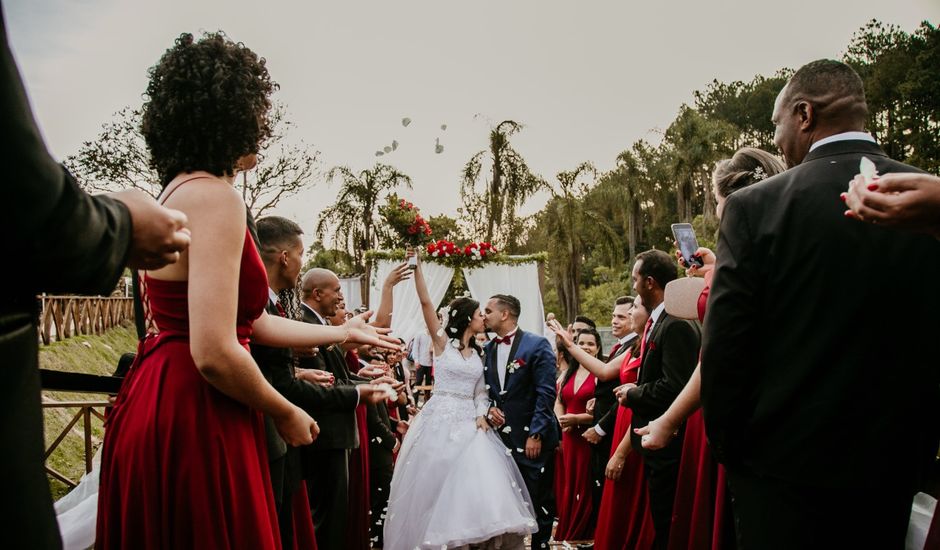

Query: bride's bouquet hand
[475,416,490,432]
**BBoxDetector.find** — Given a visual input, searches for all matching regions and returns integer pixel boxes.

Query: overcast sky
[5,0,938,237]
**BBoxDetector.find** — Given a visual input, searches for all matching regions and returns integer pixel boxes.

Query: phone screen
[671,223,703,268]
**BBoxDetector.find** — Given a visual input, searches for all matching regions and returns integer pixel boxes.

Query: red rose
[515,358,526,367]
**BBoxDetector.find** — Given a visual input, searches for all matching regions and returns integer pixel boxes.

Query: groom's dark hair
[490,294,521,320]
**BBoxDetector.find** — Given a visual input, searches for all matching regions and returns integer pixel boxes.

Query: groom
[483,294,559,550]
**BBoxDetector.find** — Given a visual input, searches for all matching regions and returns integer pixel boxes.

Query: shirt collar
[301,302,328,325]
[268,288,279,305]
[618,332,637,346]
[809,131,876,152]
[500,327,519,344]
[649,302,666,326]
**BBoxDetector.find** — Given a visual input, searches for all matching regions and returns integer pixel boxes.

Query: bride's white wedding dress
[384,344,536,550]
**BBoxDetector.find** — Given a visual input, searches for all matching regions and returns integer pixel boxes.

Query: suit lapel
[640,313,669,381]
[503,329,525,390]
[484,340,499,393]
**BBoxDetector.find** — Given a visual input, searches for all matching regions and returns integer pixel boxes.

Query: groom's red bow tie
[497,334,514,345]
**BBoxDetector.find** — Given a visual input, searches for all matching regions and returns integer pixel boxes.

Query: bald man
[297,268,360,550]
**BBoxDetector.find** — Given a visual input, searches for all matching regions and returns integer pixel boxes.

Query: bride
[384,252,536,550]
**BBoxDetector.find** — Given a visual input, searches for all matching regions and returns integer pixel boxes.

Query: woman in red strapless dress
[554,328,605,542]
[96,33,394,550]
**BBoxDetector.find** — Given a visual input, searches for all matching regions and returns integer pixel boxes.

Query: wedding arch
[366,251,547,344]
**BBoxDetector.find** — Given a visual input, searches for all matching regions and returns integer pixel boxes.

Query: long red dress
[97,229,280,549]
[346,352,372,550]
[554,371,598,541]
[667,281,734,550]
[593,353,656,550]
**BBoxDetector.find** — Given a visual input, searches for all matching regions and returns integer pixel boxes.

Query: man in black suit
[701,59,940,549]
[251,217,388,548]
[297,268,365,550]
[0,7,190,547]
[583,296,637,519]
[617,250,700,550]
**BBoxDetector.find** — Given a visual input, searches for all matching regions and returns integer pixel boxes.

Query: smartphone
[407,255,418,270]
[671,223,704,268]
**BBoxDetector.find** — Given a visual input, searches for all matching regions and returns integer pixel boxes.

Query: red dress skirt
[97,230,281,549]
[554,371,598,541]
[593,353,656,550]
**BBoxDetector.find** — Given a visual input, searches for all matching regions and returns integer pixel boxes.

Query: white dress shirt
[301,302,328,325]
[496,327,519,389]
[809,131,876,152]
[411,332,433,367]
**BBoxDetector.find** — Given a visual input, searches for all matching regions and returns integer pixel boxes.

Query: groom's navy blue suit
[485,329,559,549]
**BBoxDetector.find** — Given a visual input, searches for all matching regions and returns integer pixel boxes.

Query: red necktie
[638,318,653,363]
[498,334,513,345]
[609,342,622,358]
[275,301,287,318]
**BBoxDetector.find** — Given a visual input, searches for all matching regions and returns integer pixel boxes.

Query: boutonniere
[507,358,526,374]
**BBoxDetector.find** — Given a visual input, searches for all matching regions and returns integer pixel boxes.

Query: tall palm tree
[460,120,545,250]
[543,162,620,323]
[316,163,412,272]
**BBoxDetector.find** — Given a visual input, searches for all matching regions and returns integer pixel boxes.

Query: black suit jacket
[298,306,360,450]
[626,312,701,460]
[250,300,359,461]
[701,140,940,491]
[594,336,636,436]
[366,400,398,472]
[1,11,133,549]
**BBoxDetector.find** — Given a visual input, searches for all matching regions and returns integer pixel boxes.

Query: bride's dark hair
[444,297,483,355]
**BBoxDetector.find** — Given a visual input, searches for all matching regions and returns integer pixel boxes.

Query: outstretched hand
[344,311,402,351]
[546,319,574,349]
[842,172,940,239]
[384,262,412,288]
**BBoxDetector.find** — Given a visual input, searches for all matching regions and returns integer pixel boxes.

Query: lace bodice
[425,344,490,418]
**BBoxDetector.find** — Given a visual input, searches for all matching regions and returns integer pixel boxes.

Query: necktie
[274,301,287,318]
[638,318,653,363]
[498,334,513,345]
[609,342,622,358]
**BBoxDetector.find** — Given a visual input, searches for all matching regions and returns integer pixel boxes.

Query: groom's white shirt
[496,326,519,388]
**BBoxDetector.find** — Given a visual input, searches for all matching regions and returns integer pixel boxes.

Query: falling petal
[860,156,878,183]
[392,140,399,151]
[440,124,447,130]
[384,146,392,153]
[402,117,412,127]
[375,151,384,156]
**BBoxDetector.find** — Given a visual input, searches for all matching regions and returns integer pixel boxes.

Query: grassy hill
[39,323,138,500]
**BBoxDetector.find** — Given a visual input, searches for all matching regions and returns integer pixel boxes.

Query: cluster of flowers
[463,242,497,260]
[400,199,432,237]
[424,240,499,260]
[381,194,433,246]
[426,239,460,257]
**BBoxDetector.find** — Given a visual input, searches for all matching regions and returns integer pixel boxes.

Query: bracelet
[340,327,351,345]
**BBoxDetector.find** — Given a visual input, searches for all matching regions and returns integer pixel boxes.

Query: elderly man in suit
[701,59,940,549]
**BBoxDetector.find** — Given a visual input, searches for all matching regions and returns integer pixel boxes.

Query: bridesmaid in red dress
[554,298,655,550]
[635,148,786,550]
[554,328,605,542]
[96,32,395,549]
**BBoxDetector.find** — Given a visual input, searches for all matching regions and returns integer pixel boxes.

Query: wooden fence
[42,399,109,489]
[38,295,134,345]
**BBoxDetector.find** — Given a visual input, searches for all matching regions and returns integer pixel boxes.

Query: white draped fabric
[463,262,545,336]
[340,276,363,312]
[369,259,454,344]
